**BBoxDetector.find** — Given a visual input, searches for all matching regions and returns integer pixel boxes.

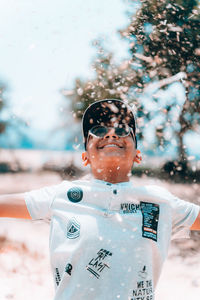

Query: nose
[104,128,119,139]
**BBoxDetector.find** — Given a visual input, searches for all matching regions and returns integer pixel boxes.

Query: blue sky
[0,0,130,130]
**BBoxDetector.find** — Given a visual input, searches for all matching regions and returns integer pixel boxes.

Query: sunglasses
[88,125,134,138]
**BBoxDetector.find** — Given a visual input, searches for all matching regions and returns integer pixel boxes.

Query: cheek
[87,142,100,160]
[125,144,136,162]
[126,140,136,153]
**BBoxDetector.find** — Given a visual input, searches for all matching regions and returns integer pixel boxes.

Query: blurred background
[0,0,200,299]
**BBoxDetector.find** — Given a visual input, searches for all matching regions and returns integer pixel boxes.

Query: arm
[0,193,31,219]
[190,212,200,231]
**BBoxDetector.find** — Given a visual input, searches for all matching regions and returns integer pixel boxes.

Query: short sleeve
[24,181,66,220]
[171,195,200,239]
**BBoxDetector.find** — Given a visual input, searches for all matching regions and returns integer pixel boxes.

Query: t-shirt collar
[91,178,133,187]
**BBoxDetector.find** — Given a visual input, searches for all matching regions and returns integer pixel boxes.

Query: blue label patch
[67,187,83,203]
[140,202,160,242]
[67,218,80,239]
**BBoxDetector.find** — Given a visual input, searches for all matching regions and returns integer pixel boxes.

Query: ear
[133,150,142,164]
[82,152,90,167]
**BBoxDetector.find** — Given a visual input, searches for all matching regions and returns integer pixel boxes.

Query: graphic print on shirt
[86,248,112,279]
[120,203,140,214]
[131,278,154,300]
[65,263,73,276]
[140,202,160,242]
[138,265,148,279]
[67,186,83,203]
[55,268,61,286]
[67,218,80,239]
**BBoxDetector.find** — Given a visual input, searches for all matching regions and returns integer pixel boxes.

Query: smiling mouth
[98,144,123,149]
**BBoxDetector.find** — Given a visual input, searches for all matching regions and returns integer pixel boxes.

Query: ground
[0,171,200,300]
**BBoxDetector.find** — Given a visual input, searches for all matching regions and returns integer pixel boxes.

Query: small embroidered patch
[67,218,80,239]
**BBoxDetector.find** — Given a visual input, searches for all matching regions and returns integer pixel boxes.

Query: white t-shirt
[25,179,199,300]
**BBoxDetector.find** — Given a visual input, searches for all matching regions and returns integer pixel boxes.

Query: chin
[98,148,124,157]
[104,152,122,157]
[100,157,125,167]
[98,152,124,160]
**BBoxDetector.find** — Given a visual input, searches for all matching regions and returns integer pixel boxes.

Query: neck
[92,166,131,184]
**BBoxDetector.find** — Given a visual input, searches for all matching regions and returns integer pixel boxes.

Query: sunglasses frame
[86,125,135,148]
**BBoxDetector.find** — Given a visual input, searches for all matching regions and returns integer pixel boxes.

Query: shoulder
[55,179,91,195]
[134,184,174,203]
[144,185,172,197]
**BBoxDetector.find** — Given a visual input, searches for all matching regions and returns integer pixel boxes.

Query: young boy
[0,99,200,300]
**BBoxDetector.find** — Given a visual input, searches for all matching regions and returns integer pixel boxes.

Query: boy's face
[83,125,137,181]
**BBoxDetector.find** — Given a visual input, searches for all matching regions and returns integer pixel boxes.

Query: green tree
[121,0,200,164]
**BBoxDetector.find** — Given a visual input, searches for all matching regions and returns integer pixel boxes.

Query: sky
[0,0,131,131]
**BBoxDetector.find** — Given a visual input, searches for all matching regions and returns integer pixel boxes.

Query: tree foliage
[121,0,200,161]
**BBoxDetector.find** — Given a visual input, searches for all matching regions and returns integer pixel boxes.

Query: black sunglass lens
[91,126,107,137]
[115,127,130,136]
